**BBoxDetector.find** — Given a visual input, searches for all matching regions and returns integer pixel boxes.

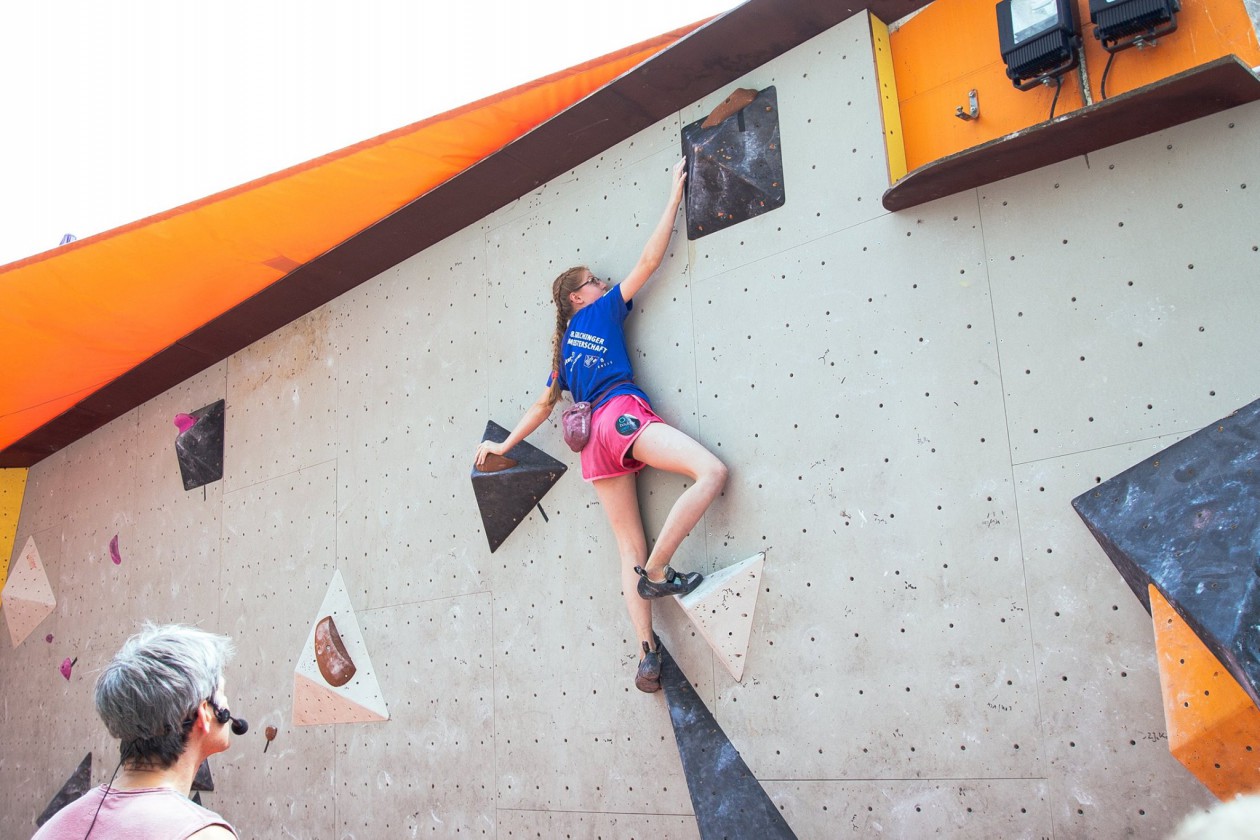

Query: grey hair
[94,623,235,768]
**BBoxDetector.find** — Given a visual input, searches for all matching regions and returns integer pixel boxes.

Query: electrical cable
[1100,50,1117,100]
[82,758,123,840]
[1048,76,1064,120]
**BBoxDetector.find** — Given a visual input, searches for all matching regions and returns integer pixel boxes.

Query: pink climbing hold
[174,413,197,434]
[45,634,54,643]
[60,657,75,680]
[109,534,122,565]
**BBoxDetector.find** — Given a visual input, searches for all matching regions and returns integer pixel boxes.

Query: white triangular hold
[3,536,56,647]
[292,569,389,725]
[676,552,765,682]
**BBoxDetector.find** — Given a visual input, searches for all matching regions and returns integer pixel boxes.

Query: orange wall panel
[890,0,1260,173]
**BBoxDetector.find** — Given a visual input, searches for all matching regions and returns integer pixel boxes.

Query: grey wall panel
[985,105,1260,465]
[53,409,223,637]
[13,452,67,538]
[486,493,700,816]
[771,779,1052,838]
[498,809,701,838]
[218,460,338,837]
[482,116,687,234]
[693,206,1042,782]
[225,306,340,493]
[336,594,496,837]
[1014,437,1217,835]
[332,232,491,611]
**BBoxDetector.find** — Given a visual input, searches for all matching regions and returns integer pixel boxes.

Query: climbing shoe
[634,565,703,600]
[635,639,662,693]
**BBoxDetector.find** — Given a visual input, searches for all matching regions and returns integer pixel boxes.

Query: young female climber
[474,159,728,693]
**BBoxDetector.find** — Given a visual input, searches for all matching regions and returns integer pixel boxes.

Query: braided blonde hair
[547,266,590,409]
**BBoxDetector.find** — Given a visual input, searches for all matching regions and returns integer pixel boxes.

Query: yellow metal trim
[0,468,29,600]
[870,13,908,184]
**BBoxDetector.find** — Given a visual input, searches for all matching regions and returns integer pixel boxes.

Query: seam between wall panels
[1008,427,1203,470]
[977,186,1053,840]
[478,222,503,836]
[679,203,722,706]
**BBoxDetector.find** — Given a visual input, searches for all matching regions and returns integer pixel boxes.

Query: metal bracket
[955,89,980,121]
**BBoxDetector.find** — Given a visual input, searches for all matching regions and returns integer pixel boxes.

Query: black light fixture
[1090,0,1181,98]
[1090,0,1180,53]
[996,0,1082,90]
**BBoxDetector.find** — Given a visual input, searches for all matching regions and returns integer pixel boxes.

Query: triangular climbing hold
[192,759,214,792]
[660,643,797,839]
[677,552,765,682]
[471,421,567,553]
[175,399,226,492]
[1072,396,1260,706]
[292,569,389,725]
[3,535,56,647]
[36,753,92,827]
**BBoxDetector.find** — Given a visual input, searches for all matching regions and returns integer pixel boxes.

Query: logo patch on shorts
[616,414,641,436]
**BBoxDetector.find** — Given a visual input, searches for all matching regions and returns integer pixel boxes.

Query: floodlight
[996,0,1082,90]
[1090,0,1180,52]
[1091,0,1181,98]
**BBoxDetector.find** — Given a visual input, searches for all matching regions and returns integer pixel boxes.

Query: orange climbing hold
[1151,584,1260,800]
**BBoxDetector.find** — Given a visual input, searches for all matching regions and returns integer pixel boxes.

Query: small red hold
[109,535,122,566]
[45,634,54,643]
[60,657,76,680]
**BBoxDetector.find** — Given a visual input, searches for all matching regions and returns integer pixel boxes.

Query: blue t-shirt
[549,284,650,409]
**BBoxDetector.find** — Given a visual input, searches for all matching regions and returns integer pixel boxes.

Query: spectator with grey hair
[33,623,242,839]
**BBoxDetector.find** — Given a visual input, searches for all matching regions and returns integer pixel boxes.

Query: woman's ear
[197,701,214,734]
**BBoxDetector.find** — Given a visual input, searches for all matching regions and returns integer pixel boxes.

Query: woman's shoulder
[597,285,632,316]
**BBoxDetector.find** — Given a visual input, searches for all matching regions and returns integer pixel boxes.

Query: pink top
[33,785,236,839]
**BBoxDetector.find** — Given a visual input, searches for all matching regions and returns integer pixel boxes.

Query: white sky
[0,1,736,267]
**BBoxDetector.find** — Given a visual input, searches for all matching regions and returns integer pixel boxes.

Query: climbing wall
[3,10,1259,838]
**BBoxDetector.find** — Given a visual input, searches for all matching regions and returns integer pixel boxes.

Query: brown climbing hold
[476,452,518,473]
[702,88,758,129]
[314,615,357,687]
[263,725,278,753]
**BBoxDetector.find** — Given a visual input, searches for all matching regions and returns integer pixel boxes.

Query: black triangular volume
[682,86,786,241]
[175,399,226,491]
[192,758,214,792]
[659,644,797,840]
[36,753,92,827]
[192,791,203,805]
[1072,396,1260,707]
[471,422,568,553]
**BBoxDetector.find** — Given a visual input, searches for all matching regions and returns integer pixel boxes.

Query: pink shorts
[580,394,662,481]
